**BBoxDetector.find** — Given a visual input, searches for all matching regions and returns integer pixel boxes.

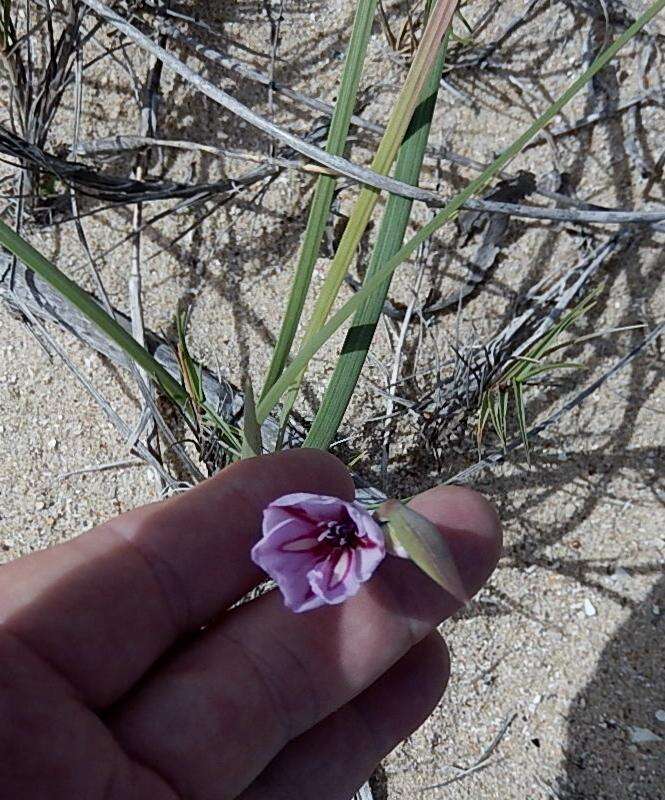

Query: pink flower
[251,493,386,612]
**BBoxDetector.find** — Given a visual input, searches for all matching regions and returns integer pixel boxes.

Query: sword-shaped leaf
[241,378,263,459]
[377,499,467,602]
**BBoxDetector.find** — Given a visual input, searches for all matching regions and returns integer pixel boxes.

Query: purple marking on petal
[279,536,321,553]
[308,550,358,605]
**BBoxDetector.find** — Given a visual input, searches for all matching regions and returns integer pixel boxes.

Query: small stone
[1,538,15,550]
[584,598,597,617]
[628,726,662,744]
[653,605,661,616]
[655,710,665,724]
[35,501,45,511]
[611,566,630,582]
[47,438,58,450]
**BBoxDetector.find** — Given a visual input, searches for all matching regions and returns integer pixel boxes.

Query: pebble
[655,710,665,724]
[611,566,630,582]
[1,538,15,550]
[47,438,58,450]
[584,598,597,617]
[528,693,542,713]
[653,605,661,616]
[628,726,662,744]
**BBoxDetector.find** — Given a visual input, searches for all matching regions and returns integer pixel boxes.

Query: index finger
[0,449,353,707]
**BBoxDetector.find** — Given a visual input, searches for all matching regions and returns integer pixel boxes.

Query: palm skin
[0,450,501,800]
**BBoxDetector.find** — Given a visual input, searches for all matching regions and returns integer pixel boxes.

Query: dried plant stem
[5,123,664,227]
[130,24,167,492]
[151,10,659,222]
[79,0,463,205]
[256,0,665,423]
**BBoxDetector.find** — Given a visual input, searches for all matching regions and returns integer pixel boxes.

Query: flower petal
[346,502,385,548]
[252,515,323,612]
[279,536,321,552]
[308,538,384,605]
[308,550,359,605]
[352,537,386,582]
[267,492,349,523]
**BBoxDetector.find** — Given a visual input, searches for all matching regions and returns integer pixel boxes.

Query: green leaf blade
[256,0,665,424]
[260,0,380,402]
[241,378,263,459]
[378,499,468,602]
[305,14,450,451]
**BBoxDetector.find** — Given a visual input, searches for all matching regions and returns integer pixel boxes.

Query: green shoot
[275,0,459,431]
[241,378,263,459]
[260,0,379,399]
[176,311,242,457]
[305,12,450,451]
[476,289,600,460]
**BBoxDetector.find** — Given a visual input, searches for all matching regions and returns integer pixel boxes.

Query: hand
[0,449,501,800]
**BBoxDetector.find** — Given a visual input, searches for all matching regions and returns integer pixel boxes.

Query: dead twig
[421,711,517,791]
[77,0,665,231]
[59,458,144,479]
[5,120,664,229]
[446,321,664,484]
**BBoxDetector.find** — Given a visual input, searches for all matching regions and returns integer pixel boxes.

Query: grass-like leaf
[175,314,242,456]
[176,310,204,407]
[0,220,244,457]
[512,381,529,462]
[477,289,600,456]
[241,378,263,459]
[260,0,379,400]
[0,218,188,405]
[305,12,450,451]
[276,0,459,429]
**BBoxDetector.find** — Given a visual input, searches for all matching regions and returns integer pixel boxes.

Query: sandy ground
[1,1,664,797]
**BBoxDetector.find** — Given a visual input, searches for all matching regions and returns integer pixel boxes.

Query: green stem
[305,22,450,450]
[260,0,379,399]
[257,0,664,424]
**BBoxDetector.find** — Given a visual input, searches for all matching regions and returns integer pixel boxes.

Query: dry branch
[0,124,277,204]
[146,3,662,227]
[446,321,664,485]
[78,0,665,231]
